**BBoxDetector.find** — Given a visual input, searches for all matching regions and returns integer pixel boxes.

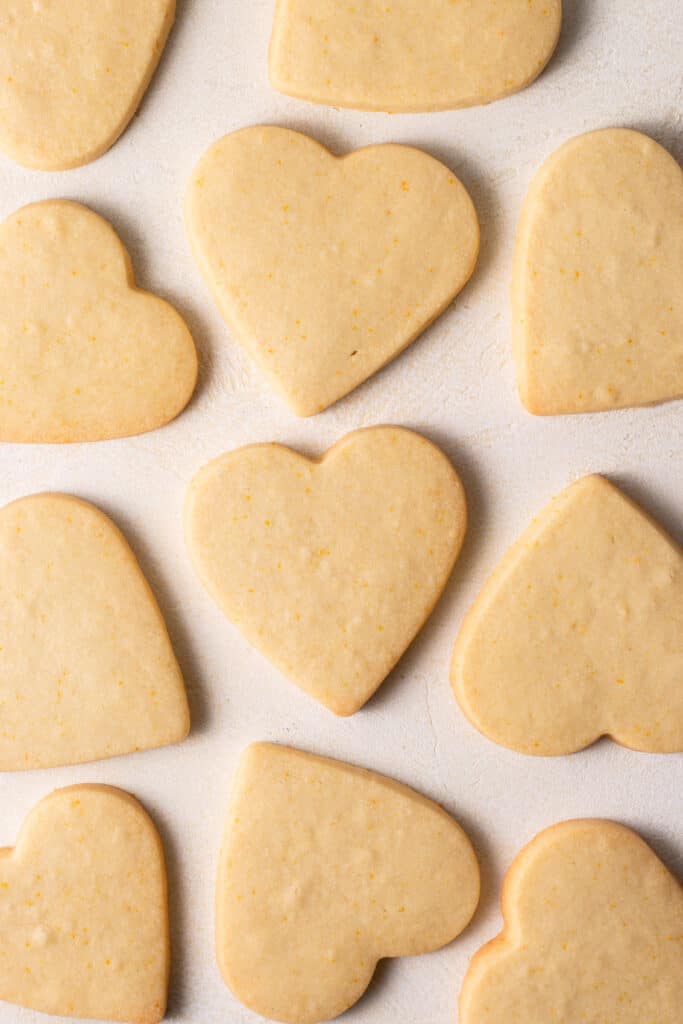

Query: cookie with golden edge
[0,200,197,443]
[186,126,479,415]
[0,492,190,769]
[186,426,467,715]
[270,1,562,113]
[451,474,683,755]
[0,785,169,1023]
[513,128,683,414]
[459,820,683,1024]
[217,743,480,1024]
[0,1,176,170]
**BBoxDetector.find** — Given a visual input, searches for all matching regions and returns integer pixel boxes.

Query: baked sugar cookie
[0,785,169,1023]
[186,426,467,715]
[460,820,683,1024]
[0,492,190,769]
[0,200,197,443]
[186,126,479,415]
[270,1,562,113]
[217,743,480,1024]
[513,129,683,414]
[0,1,175,170]
[451,475,683,755]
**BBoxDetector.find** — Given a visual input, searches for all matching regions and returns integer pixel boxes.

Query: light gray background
[0,1,681,1022]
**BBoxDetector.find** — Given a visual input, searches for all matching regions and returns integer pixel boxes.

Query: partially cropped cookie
[217,743,480,1024]
[513,129,683,414]
[186,426,467,715]
[460,820,683,1024]
[451,475,683,755]
[270,1,561,112]
[0,492,190,769]
[0,1,176,169]
[0,785,169,1023]
[186,126,479,415]
[0,201,197,442]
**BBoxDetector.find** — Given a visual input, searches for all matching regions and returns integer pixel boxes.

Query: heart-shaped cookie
[451,475,683,755]
[513,129,683,414]
[0,492,190,769]
[0,1,175,169]
[186,426,467,715]
[186,126,479,415]
[217,743,480,1024]
[459,820,683,1024]
[0,785,169,1023]
[270,1,562,112]
[0,200,197,443]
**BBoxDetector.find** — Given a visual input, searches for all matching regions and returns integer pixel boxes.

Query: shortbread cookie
[0,785,169,1023]
[186,426,467,715]
[217,743,480,1024]
[451,475,683,755]
[0,1,175,169]
[186,126,479,415]
[0,492,190,769]
[459,820,683,1024]
[0,200,197,443]
[513,129,683,414]
[270,1,562,112]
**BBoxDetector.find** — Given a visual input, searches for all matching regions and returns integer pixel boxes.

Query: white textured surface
[0,2,681,1022]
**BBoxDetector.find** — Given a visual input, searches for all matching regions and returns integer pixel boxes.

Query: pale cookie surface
[459,819,683,1024]
[186,426,467,715]
[0,200,197,443]
[270,1,562,112]
[0,1,175,170]
[0,785,169,1024]
[186,126,479,415]
[0,492,190,769]
[451,475,683,754]
[217,743,480,1024]
[513,128,683,414]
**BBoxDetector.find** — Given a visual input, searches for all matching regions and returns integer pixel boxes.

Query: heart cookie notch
[0,785,169,1023]
[186,426,467,715]
[0,1,176,169]
[0,492,190,769]
[186,126,479,415]
[513,129,683,414]
[459,820,683,1024]
[0,200,197,443]
[270,1,562,112]
[451,475,683,755]
[217,743,480,1024]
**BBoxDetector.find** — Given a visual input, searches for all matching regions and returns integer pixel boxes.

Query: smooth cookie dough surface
[452,475,683,755]
[0,1,175,170]
[217,743,480,1024]
[186,126,479,416]
[0,200,197,443]
[513,129,683,414]
[459,820,683,1024]
[270,1,562,112]
[0,785,169,1023]
[0,492,190,769]
[186,426,467,715]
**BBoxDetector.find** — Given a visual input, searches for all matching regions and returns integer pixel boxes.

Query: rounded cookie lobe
[459,820,683,1024]
[269,0,562,112]
[512,128,683,414]
[186,126,479,415]
[0,784,170,1023]
[451,474,683,755]
[0,0,176,170]
[217,743,480,1024]
[0,200,197,442]
[186,426,467,715]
